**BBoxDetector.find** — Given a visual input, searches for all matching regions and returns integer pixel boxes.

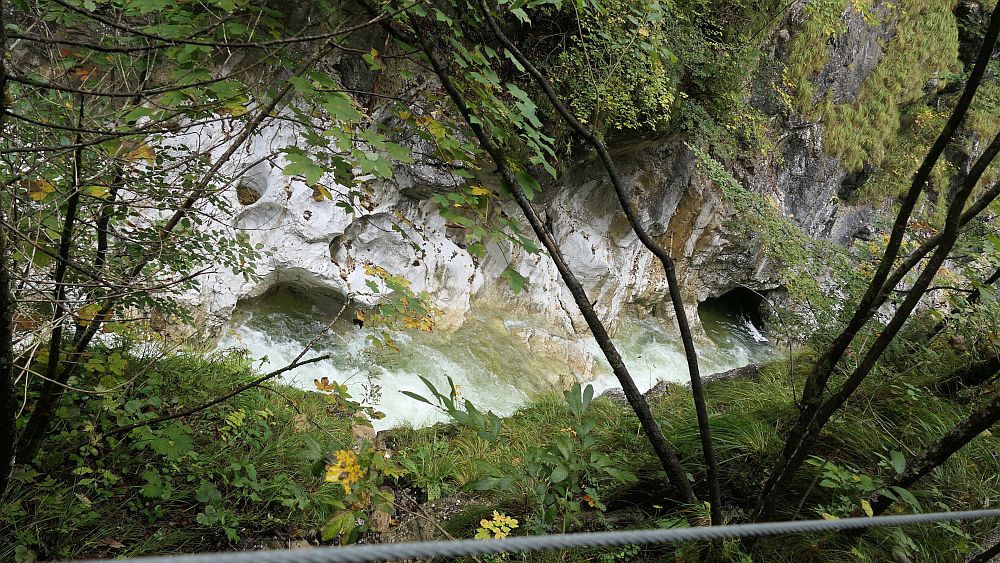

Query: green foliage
[409,381,637,533]
[534,0,779,146]
[781,0,963,200]
[398,438,459,501]
[2,350,354,560]
[547,0,678,132]
[8,336,1000,561]
[805,456,878,518]
[506,384,639,532]
[312,443,402,545]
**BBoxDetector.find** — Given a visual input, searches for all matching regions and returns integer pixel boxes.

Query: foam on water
[585,313,776,397]
[216,289,531,431]
[217,289,775,430]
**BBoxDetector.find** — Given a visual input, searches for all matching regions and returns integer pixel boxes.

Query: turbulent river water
[216,288,776,431]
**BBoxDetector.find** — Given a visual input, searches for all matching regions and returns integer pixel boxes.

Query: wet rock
[645,380,673,400]
[598,388,628,404]
[704,363,762,385]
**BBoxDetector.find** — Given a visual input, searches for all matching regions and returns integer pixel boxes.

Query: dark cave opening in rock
[700,287,767,328]
[697,287,772,362]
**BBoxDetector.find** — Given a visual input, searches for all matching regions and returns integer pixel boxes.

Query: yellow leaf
[312,184,333,201]
[821,513,839,520]
[221,102,249,117]
[979,429,992,438]
[860,499,873,517]
[85,185,111,199]
[469,185,492,196]
[314,376,338,393]
[77,303,102,324]
[25,179,55,201]
[126,143,155,163]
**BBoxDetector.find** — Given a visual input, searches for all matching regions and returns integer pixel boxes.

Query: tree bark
[934,356,1000,396]
[758,9,1000,519]
[758,128,1000,520]
[0,231,13,497]
[870,392,1000,515]
[969,536,1000,563]
[477,0,721,524]
[0,0,16,497]
[16,98,86,461]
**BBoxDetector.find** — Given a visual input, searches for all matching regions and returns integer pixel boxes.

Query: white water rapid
[216,288,775,431]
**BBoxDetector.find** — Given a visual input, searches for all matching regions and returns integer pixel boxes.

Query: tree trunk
[934,356,1000,396]
[16,99,86,462]
[0,224,13,497]
[0,0,16,497]
[404,21,698,506]
[870,392,1000,515]
[475,0,721,523]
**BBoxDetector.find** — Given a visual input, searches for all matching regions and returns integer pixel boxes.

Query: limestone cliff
[181,0,988,380]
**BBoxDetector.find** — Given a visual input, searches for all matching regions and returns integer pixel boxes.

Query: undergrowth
[1,350,352,561]
[390,321,1000,561]
[5,305,1000,561]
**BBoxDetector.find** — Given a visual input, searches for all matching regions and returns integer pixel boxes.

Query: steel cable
[68,508,1000,562]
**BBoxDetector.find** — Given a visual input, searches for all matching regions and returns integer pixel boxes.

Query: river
[216,287,776,430]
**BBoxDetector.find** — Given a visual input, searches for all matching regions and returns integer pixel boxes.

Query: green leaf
[549,465,569,483]
[141,470,164,498]
[506,83,541,128]
[890,450,906,476]
[320,91,363,122]
[386,142,414,164]
[196,481,222,504]
[513,170,539,200]
[890,486,922,512]
[322,511,357,541]
[282,152,325,185]
[401,390,434,406]
[501,267,527,294]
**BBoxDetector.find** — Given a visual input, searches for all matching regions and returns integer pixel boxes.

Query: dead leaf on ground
[95,537,125,549]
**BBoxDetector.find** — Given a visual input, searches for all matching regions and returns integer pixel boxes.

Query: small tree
[0,0,404,481]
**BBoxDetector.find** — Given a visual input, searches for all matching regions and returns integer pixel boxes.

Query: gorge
[4,0,999,560]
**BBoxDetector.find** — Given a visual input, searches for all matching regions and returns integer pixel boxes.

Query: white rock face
[173,62,879,381]
[174,107,806,341]
[177,118,486,335]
